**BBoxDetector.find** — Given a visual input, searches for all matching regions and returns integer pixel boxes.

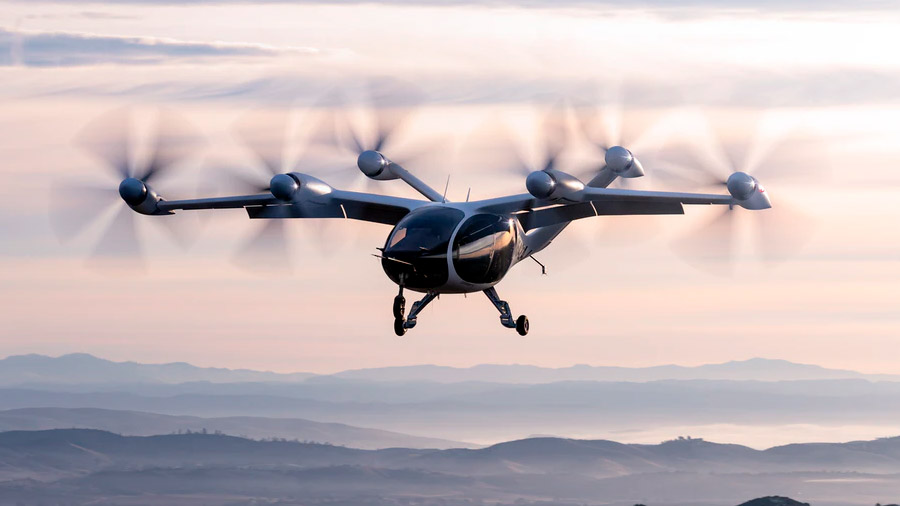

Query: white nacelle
[605,146,644,179]
[727,172,771,210]
[357,150,400,181]
[526,169,585,201]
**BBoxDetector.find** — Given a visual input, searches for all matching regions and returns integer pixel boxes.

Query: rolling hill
[0,429,898,505]
[0,407,470,449]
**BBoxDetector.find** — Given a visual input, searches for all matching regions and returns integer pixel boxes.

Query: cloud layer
[0,28,311,67]
[4,0,898,10]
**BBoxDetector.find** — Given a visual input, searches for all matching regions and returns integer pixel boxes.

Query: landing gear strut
[392,287,438,336]
[393,287,405,320]
[484,287,529,336]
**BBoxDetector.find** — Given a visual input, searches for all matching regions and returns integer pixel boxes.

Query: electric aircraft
[60,103,774,336]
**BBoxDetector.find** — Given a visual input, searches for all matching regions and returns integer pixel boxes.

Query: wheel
[393,295,406,319]
[515,315,529,336]
[393,317,407,336]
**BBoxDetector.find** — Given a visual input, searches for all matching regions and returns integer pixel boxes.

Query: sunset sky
[1,1,898,374]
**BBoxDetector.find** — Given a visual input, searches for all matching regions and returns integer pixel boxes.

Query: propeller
[230,107,304,193]
[663,111,821,272]
[572,81,675,189]
[50,107,203,270]
[456,101,570,186]
[570,82,682,244]
[309,79,442,191]
[225,107,305,271]
[226,101,376,272]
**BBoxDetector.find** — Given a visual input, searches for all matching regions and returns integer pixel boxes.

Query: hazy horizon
[4,350,900,449]
[3,351,898,376]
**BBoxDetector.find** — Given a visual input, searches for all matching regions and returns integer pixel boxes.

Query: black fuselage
[381,206,527,294]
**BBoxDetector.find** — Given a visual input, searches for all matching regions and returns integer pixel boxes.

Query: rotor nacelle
[270,173,300,201]
[526,169,585,201]
[357,150,400,181]
[118,177,167,215]
[605,146,644,178]
[726,171,771,210]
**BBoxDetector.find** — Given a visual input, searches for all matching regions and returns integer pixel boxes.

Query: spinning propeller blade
[225,96,415,271]
[52,107,203,271]
[235,108,292,179]
[308,79,437,192]
[233,218,292,274]
[49,182,120,242]
[75,108,134,180]
[457,101,570,181]
[226,109,302,269]
[659,111,822,271]
[672,206,737,274]
[573,80,679,190]
[570,82,677,242]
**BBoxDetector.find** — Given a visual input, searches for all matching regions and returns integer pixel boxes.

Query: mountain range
[0,429,897,506]
[1,353,897,385]
[1,379,899,444]
[332,358,900,383]
[0,407,469,449]
[3,353,899,447]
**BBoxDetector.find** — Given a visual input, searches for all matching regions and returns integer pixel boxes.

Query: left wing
[474,187,736,232]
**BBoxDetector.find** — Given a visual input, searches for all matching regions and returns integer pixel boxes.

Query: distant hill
[1,429,899,505]
[738,497,810,506]
[3,428,899,477]
[1,353,896,386]
[3,379,900,444]
[0,407,471,449]
[0,353,314,385]
[333,358,899,383]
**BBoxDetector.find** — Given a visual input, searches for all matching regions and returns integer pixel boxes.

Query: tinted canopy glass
[382,207,465,290]
[452,214,516,285]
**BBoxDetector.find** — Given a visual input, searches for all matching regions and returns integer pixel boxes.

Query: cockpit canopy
[452,214,516,284]
[382,207,465,290]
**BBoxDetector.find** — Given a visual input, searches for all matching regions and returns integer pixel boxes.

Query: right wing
[474,187,736,232]
[157,174,430,226]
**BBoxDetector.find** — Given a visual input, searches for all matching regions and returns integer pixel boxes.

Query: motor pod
[605,146,644,178]
[526,169,585,202]
[270,173,301,201]
[727,171,771,210]
[525,170,555,199]
[287,172,334,201]
[118,177,167,215]
[357,150,400,181]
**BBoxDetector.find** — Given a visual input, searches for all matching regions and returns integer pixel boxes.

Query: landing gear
[515,315,529,336]
[393,287,407,336]
[391,287,438,336]
[393,317,406,336]
[484,287,528,336]
[393,291,406,320]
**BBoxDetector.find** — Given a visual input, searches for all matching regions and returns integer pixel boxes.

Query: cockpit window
[381,207,465,290]
[388,227,407,248]
[386,207,465,253]
[452,214,516,284]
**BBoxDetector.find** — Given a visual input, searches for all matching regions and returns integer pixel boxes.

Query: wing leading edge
[156,174,429,226]
[474,187,736,232]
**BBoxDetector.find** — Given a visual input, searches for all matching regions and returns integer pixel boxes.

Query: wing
[158,177,429,226]
[474,187,734,232]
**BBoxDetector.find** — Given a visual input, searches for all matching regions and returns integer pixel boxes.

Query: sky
[0,1,898,374]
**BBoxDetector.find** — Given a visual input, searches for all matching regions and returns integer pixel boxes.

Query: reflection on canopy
[453,214,516,284]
